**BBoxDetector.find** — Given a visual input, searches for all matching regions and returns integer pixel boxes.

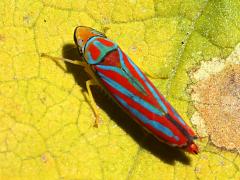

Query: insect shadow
[62,43,191,165]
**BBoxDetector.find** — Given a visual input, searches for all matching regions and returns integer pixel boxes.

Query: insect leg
[85,79,101,127]
[41,53,101,127]
[41,53,86,67]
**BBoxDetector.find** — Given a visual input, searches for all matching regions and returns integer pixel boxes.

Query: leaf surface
[0,0,240,179]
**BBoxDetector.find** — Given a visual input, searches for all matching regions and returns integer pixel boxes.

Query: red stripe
[145,76,196,137]
[95,66,159,108]
[146,78,195,137]
[100,78,188,146]
[120,50,162,109]
[164,98,196,136]
[100,50,121,67]
[94,47,194,145]
[88,44,100,60]
[98,38,115,47]
[121,50,152,94]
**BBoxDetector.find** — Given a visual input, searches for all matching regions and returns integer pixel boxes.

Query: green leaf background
[0,0,239,179]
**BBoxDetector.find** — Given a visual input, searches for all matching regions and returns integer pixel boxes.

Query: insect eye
[78,39,84,47]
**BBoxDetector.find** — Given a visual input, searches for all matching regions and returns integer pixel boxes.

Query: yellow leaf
[0,0,240,179]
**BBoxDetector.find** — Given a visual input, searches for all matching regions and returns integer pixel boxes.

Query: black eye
[78,39,84,47]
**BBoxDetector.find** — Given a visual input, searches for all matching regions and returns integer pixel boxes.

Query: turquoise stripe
[96,65,128,79]
[115,95,178,140]
[170,106,186,125]
[97,62,146,94]
[117,49,146,94]
[118,48,130,74]
[97,71,164,117]
[84,37,118,64]
[83,36,99,54]
[126,55,168,113]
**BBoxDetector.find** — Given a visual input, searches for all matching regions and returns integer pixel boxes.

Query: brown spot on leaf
[191,65,240,152]
[0,34,5,41]
[41,154,48,163]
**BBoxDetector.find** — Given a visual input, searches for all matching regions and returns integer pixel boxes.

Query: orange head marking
[74,26,106,53]
[186,142,199,155]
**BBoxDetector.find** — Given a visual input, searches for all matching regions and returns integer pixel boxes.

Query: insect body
[60,26,199,154]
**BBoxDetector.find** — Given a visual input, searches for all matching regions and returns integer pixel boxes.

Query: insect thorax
[83,36,118,65]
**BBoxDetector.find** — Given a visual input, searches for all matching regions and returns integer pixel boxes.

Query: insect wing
[91,45,195,147]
